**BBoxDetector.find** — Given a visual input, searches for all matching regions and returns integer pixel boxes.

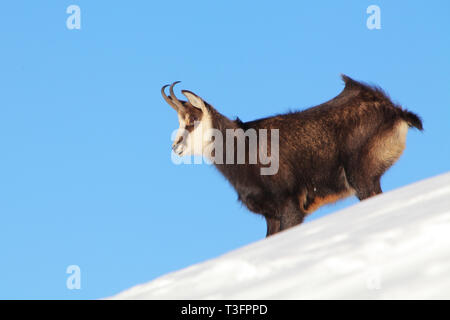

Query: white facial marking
[172,112,213,158]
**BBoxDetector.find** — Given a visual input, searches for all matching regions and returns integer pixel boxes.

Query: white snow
[111,172,450,299]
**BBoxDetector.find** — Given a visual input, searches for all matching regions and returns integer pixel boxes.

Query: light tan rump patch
[370,120,408,166]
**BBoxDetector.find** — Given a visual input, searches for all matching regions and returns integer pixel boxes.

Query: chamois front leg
[265,216,281,237]
[279,198,306,232]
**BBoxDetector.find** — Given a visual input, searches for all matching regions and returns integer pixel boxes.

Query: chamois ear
[182,90,208,114]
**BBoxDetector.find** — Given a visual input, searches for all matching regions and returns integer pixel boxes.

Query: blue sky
[0,1,449,299]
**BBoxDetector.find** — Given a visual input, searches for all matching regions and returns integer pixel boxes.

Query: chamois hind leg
[354,177,383,200]
[265,217,281,237]
[349,121,407,200]
[346,155,384,200]
[279,198,306,232]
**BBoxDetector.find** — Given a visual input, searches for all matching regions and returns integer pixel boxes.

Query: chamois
[162,75,423,237]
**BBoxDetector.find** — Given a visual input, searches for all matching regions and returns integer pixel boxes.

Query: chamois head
[161,82,214,157]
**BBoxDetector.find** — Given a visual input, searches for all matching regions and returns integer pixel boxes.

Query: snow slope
[111,173,450,299]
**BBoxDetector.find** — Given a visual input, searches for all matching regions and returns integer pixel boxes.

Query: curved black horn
[161,84,178,112]
[169,81,186,113]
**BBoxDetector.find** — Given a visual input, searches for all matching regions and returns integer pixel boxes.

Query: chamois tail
[401,109,423,131]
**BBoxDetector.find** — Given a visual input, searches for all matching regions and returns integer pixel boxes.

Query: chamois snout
[172,138,184,156]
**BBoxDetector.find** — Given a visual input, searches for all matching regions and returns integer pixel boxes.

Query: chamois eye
[187,118,198,127]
